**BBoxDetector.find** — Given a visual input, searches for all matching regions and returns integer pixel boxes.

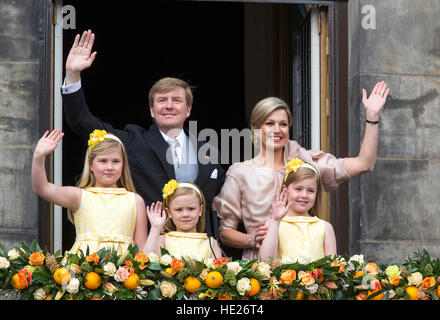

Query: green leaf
[148,262,163,271]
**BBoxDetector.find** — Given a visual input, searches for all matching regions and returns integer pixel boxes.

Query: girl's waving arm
[32,129,81,212]
[323,221,337,257]
[143,201,167,255]
[259,187,291,260]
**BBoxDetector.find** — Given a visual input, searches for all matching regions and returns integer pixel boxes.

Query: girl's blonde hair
[283,166,322,217]
[250,97,293,144]
[68,133,136,223]
[163,183,206,233]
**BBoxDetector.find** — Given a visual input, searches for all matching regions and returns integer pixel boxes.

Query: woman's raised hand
[34,129,64,158]
[271,186,291,221]
[362,81,390,121]
[146,201,167,229]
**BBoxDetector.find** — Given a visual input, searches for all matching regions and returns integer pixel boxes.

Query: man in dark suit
[61,30,226,239]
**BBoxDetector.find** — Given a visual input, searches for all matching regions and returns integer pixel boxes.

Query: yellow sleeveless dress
[68,187,137,255]
[277,216,326,263]
[164,232,214,260]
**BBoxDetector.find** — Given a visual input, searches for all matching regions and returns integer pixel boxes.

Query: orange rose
[86,253,100,266]
[330,261,345,274]
[29,252,45,266]
[280,270,297,285]
[389,275,401,286]
[300,271,315,286]
[218,293,232,300]
[355,292,368,300]
[420,276,436,291]
[365,263,378,275]
[354,270,364,278]
[171,258,185,273]
[134,252,149,270]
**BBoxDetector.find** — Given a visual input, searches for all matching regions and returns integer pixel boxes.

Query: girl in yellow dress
[259,158,337,263]
[32,129,147,255]
[143,180,222,260]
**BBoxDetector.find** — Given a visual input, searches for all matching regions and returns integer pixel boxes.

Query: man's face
[150,87,191,133]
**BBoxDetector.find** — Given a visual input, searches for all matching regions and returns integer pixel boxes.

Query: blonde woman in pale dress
[213,81,390,260]
[143,180,222,260]
[32,129,148,255]
[259,159,336,263]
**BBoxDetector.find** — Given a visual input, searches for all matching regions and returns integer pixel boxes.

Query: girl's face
[259,109,290,153]
[90,148,123,188]
[286,177,318,216]
[167,192,203,233]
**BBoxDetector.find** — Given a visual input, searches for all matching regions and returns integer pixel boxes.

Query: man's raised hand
[65,30,97,84]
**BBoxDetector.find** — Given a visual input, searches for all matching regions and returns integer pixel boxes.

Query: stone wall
[0,0,50,248]
[348,0,440,263]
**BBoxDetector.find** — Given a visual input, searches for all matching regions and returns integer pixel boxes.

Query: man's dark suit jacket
[61,88,226,238]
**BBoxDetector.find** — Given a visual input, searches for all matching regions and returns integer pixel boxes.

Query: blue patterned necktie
[167,138,181,181]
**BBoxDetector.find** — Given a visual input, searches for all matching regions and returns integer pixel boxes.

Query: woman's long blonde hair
[68,133,136,223]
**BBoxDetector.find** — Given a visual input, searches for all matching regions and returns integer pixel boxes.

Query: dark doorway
[61,1,306,258]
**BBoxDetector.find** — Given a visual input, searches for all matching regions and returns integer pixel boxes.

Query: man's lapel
[143,123,175,179]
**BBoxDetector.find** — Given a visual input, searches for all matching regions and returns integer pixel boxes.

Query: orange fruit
[406,286,419,300]
[184,276,202,293]
[205,271,223,289]
[354,271,364,279]
[290,291,304,300]
[11,273,28,290]
[84,271,102,290]
[53,268,71,285]
[89,296,103,300]
[246,278,260,296]
[123,273,140,290]
[367,289,384,300]
[437,285,440,299]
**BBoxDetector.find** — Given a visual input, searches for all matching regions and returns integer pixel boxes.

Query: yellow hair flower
[285,158,304,176]
[162,179,179,200]
[88,129,107,148]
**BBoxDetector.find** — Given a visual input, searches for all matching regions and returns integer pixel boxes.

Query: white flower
[103,262,116,276]
[236,278,251,296]
[160,254,173,266]
[226,262,242,275]
[147,252,159,263]
[204,258,215,268]
[349,254,364,265]
[0,257,10,269]
[306,283,319,294]
[65,278,80,294]
[33,288,47,300]
[61,256,68,266]
[160,281,177,298]
[257,262,271,280]
[7,249,20,260]
[295,255,312,265]
[407,272,423,287]
[280,256,295,264]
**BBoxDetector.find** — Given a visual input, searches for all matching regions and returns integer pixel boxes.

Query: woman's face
[258,109,290,153]
[167,192,203,233]
[286,177,318,216]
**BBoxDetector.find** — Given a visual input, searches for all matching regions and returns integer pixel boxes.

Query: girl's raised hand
[271,186,291,221]
[34,129,64,158]
[146,201,167,229]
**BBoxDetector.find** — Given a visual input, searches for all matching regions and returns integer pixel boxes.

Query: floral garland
[0,240,439,300]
